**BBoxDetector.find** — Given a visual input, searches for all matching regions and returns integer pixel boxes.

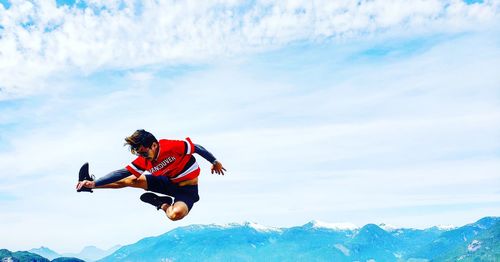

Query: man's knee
[167,212,184,221]
[166,204,188,221]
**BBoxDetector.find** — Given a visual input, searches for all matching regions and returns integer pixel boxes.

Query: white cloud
[127,71,154,82]
[1,0,499,98]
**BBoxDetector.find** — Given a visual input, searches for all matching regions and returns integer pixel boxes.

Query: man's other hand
[211,161,227,175]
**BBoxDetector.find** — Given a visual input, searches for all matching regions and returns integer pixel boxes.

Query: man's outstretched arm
[194,144,216,163]
[194,144,226,175]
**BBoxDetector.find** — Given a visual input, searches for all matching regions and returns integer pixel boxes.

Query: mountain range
[1,217,498,262]
[0,249,84,262]
[27,245,121,261]
[100,217,499,262]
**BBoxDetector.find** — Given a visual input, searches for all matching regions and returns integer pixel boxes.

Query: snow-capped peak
[435,224,456,230]
[378,223,400,232]
[245,221,281,232]
[310,220,358,230]
[210,222,281,232]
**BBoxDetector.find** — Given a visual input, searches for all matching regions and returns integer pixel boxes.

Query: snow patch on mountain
[467,240,481,252]
[310,220,359,230]
[334,244,350,256]
[245,222,281,232]
[436,224,456,230]
[378,223,400,232]
[211,221,281,232]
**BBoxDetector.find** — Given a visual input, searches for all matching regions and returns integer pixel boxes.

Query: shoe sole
[140,192,173,209]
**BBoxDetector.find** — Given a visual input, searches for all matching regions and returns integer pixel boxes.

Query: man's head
[124,129,158,160]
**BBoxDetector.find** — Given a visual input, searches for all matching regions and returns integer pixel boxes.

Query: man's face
[135,142,158,160]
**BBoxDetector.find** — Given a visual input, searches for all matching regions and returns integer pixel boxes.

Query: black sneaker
[77,162,95,193]
[140,192,173,210]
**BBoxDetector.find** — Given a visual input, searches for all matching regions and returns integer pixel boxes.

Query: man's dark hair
[124,129,158,154]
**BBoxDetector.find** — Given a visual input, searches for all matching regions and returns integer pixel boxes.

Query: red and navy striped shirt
[125,137,200,183]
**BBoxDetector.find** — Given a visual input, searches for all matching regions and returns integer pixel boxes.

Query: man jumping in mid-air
[76,129,226,221]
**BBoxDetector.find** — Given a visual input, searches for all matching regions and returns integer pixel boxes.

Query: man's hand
[211,160,226,175]
[76,180,96,191]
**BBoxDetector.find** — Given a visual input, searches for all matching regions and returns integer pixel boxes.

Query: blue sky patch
[56,0,87,9]
[21,19,35,30]
[44,23,62,33]
[0,192,16,201]
[463,0,484,4]
[155,64,209,80]
[355,35,448,60]
[359,201,500,218]
[132,0,143,16]
[0,0,10,9]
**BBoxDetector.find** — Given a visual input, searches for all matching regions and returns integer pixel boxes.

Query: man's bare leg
[160,201,189,221]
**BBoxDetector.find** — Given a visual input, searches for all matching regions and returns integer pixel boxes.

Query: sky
[0,0,499,254]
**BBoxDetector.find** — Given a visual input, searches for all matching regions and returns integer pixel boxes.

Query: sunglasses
[133,146,150,157]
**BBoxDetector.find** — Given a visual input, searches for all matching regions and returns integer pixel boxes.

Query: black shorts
[145,175,200,211]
